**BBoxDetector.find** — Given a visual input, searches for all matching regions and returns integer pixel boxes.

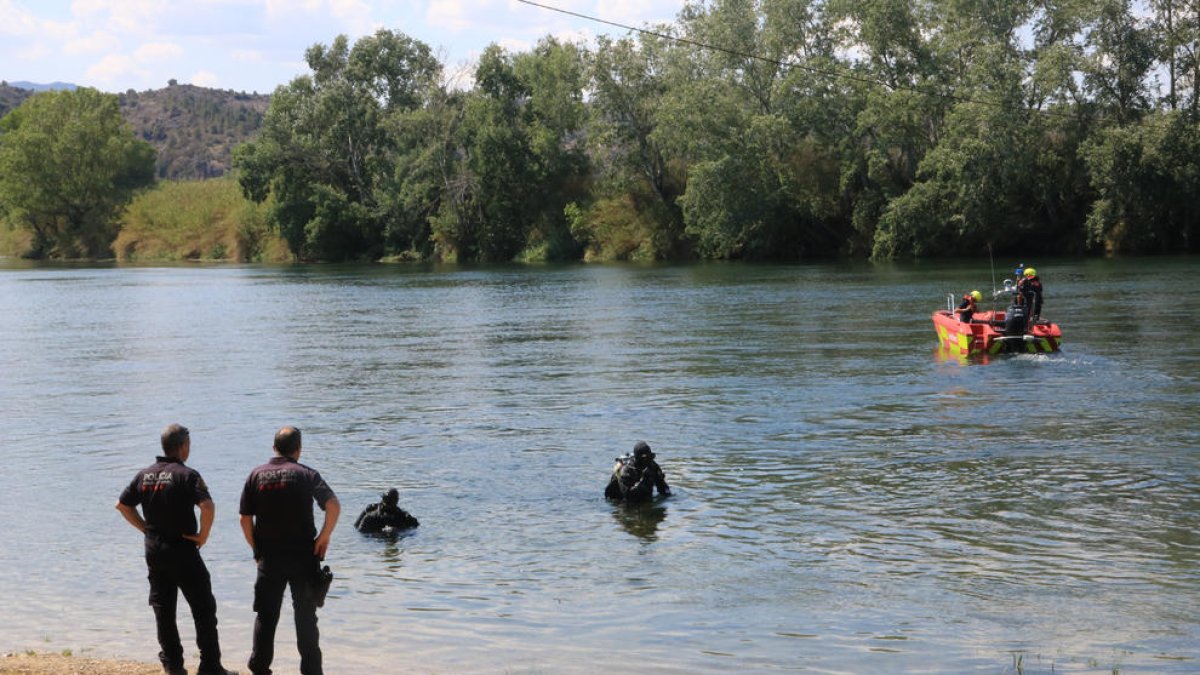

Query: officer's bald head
[274,426,302,458]
[161,423,190,457]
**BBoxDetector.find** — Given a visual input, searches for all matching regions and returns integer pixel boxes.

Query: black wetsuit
[354,502,419,532]
[605,458,670,503]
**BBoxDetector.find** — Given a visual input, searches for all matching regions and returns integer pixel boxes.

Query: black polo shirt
[239,456,336,554]
[119,456,211,542]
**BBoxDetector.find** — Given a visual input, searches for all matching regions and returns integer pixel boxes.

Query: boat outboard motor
[1004,302,1028,336]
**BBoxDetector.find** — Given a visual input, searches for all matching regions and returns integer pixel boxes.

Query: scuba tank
[609,452,636,486]
[605,453,635,500]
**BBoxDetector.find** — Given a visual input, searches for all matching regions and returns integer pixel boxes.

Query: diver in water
[354,488,419,533]
[605,441,671,503]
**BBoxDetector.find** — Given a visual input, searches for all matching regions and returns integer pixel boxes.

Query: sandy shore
[1,652,163,675]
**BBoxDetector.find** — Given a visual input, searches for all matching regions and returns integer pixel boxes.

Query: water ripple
[1,260,1198,673]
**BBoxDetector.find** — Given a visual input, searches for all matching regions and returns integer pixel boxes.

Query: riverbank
[1,652,161,674]
[0,178,289,263]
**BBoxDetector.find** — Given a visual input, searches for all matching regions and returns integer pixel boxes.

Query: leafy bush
[114,177,287,261]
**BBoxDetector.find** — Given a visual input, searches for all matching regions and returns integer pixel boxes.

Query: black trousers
[248,552,323,675]
[145,538,222,671]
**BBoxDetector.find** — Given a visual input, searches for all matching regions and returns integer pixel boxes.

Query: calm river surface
[1,258,1198,674]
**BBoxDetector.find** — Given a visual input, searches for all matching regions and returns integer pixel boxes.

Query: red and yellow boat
[932,306,1063,357]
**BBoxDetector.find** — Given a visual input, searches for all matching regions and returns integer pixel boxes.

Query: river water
[0,258,1197,674]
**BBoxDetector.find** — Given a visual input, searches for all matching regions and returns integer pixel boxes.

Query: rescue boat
[932,281,1063,357]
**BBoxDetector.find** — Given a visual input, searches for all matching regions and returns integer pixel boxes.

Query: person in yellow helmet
[1017,267,1043,319]
[955,289,982,323]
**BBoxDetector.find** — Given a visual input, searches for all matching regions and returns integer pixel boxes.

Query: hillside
[0,81,269,180]
[119,83,269,179]
[0,81,33,117]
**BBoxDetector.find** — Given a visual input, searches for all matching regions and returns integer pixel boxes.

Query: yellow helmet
[1024,267,1037,277]
[970,290,982,301]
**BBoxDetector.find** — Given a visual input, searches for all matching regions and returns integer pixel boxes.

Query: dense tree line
[236,0,1200,262]
[3,0,1197,261]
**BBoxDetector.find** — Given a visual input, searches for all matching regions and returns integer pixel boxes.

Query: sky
[0,0,685,94]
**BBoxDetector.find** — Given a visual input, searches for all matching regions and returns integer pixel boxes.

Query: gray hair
[160,423,190,456]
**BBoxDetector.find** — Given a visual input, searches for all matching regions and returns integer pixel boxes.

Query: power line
[519,0,890,93]
[515,0,1186,129]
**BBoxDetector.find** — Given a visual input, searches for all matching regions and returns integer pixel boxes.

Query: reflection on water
[0,258,1198,673]
[934,344,994,365]
[611,501,668,541]
[361,530,417,565]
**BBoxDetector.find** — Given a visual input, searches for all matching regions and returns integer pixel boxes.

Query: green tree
[1082,112,1200,253]
[438,44,538,260]
[376,88,463,260]
[829,0,946,256]
[580,32,688,260]
[1147,0,1200,112]
[1083,0,1156,123]
[872,101,1043,258]
[436,39,590,261]
[869,0,1037,258]
[845,0,1106,259]
[0,88,155,258]
[667,0,848,259]
[513,38,591,260]
[235,29,441,260]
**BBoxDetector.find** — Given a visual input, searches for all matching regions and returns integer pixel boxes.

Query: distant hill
[0,82,32,117]
[119,83,270,179]
[9,80,78,91]
[0,81,270,181]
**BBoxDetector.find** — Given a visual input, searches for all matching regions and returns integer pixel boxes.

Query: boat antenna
[987,242,996,296]
[987,242,998,315]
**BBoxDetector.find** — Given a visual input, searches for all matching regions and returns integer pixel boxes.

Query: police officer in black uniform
[605,441,671,503]
[116,423,235,675]
[239,426,340,675]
